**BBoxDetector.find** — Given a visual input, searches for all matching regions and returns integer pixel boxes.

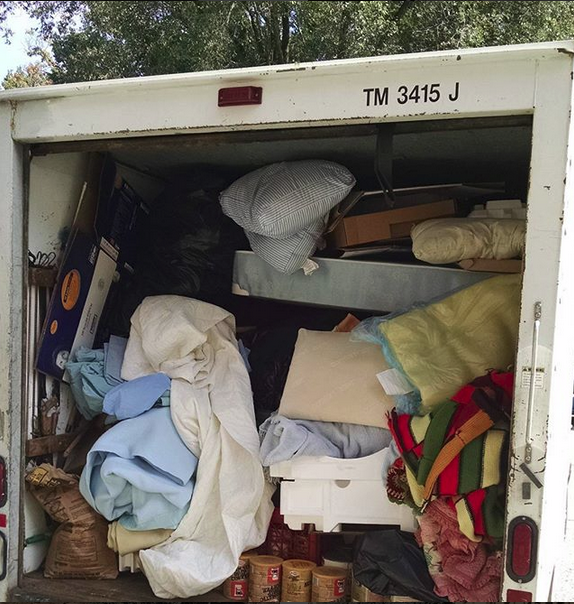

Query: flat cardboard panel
[329,199,456,247]
[458,258,523,273]
[35,156,146,380]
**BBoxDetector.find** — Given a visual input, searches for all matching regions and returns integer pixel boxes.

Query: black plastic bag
[245,310,354,426]
[103,177,248,336]
[353,530,447,603]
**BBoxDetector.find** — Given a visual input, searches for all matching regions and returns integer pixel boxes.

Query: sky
[0,6,40,81]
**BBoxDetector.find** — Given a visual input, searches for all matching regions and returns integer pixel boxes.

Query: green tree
[1,19,54,90]
[12,1,574,83]
[2,60,52,89]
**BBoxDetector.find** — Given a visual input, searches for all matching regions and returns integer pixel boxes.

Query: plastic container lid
[313,566,348,579]
[240,550,260,562]
[250,556,284,568]
[283,560,317,572]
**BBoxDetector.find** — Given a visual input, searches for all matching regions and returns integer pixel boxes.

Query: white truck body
[1,41,573,602]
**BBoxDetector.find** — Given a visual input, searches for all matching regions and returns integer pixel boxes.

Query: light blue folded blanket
[80,407,198,531]
[104,373,171,420]
[67,347,118,420]
[66,337,170,420]
[259,414,393,467]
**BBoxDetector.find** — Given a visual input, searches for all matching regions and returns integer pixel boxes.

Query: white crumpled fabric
[121,296,274,599]
[411,218,526,264]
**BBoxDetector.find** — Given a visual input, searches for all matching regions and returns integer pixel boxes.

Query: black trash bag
[245,309,353,426]
[247,325,300,426]
[104,179,248,336]
[353,530,447,603]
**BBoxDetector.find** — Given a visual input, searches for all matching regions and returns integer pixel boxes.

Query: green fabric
[483,486,505,541]
[379,274,521,412]
[417,400,457,485]
[458,435,485,495]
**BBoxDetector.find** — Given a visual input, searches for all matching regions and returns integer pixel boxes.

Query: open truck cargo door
[1,42,574,602]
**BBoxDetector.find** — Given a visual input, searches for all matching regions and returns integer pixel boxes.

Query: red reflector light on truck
[506,516,538,584]
[218,86,263,107]
[507,589,533,602]
[512,523,533,576]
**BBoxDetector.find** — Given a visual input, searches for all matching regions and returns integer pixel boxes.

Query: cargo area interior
[16,115,532,602]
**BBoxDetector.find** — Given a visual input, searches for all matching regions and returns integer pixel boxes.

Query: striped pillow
[220,161,355,273]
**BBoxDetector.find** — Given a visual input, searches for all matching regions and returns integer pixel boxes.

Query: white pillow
[220,161,355,274]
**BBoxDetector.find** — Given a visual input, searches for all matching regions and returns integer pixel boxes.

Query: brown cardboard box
[328,198,457,248]
[326,183,503,249]
[458,258,522,273]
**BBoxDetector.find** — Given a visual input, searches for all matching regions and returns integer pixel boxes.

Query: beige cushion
[412,218,526,264]
[278,329,395,428]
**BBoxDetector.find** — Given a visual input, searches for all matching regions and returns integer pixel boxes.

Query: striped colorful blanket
[388,371,513,542]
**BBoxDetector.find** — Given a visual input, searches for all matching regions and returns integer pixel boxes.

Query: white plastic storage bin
[270,450,417,533]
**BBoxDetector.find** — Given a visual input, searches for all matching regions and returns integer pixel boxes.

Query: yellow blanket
[107,522,172,556]
[379,274,521,412]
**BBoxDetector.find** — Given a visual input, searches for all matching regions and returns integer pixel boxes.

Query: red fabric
[439,450,461,496]
[416,499,502,603]
[465,489,487,538]
[489,371,515,395]
[451,370,513,417]
[389,412,417,454]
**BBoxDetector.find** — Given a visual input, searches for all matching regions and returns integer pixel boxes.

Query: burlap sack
[26,464,118,579]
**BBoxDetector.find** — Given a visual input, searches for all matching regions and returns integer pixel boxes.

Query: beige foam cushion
[278,329,395,428]
[412,218,525,264]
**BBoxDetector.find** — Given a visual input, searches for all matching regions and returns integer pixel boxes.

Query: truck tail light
[506,517,538,584]
[507,589,533,602]
[0,532,6,581]
[218,86,263,107]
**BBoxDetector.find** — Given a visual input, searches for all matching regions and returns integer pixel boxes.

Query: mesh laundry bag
[220,161,356,274]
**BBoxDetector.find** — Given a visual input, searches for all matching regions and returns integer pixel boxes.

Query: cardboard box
[36,155,145,380]
[328,198,456,248]
[36,230,117,380]
[326,184,502,249]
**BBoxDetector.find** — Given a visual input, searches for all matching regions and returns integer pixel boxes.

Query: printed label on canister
[334,579,346,597]
[249,584,280,603]
[233,559,250,581]
[268,565,281,584]
[231,581,248,599]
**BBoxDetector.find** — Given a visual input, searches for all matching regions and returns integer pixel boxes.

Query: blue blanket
[103,373,171,420]
[80,407,197,531]
[259,414,392,467]
[67,337,170,420]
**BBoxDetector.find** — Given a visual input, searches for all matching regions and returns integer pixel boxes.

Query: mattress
[232,251,496,313]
